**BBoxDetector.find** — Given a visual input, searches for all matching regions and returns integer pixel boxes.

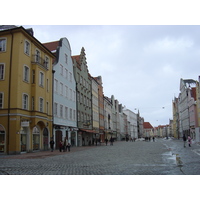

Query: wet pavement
[0,138,200,175]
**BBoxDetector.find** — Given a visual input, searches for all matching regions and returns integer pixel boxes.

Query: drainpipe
[7,31,14,154]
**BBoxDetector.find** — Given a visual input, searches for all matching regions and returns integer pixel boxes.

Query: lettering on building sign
[21,121,30,127]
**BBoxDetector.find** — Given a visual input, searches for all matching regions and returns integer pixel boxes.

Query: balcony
[31,55,49,70]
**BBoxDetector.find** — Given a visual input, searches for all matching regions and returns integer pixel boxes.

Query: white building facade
[123,107,138,139]
[44,38,77,148]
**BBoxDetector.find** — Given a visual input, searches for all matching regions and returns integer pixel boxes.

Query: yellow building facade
[0,26,55,154]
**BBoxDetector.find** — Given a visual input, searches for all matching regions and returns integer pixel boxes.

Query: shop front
[33,126,40,151]
[0,125,6,153]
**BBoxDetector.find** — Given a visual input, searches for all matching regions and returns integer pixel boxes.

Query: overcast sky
[21,25,200,127]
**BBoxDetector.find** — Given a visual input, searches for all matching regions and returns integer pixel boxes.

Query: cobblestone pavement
[0,138,200,175]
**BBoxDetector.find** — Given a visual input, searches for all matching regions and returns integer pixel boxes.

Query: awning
[79,129,96,133]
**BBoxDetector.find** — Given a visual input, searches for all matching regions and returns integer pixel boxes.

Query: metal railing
[31,55,49,70]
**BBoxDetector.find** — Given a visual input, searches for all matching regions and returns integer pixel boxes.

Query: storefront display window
[33,126,40,150]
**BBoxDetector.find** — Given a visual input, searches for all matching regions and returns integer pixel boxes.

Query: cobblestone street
[1,138,200,175]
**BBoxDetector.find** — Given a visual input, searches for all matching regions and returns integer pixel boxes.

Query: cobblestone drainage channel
[176,154,185,175]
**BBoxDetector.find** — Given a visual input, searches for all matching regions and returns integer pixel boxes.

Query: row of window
[54,79,76,101]
[0,63,47,89]
[54,102,76,121]
[0,37,50,69]
[77,72,91,90]
[0,92,48,112]
[77,111,91,123]
[60,64,73,81]
[77,91,91,107]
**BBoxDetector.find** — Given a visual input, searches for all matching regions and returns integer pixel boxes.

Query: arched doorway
[33,126,40,151]
[43,128,49,150]
[0,125,6,153]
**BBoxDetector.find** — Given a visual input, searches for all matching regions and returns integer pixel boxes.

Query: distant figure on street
[64,138,68,152]
[183,134,187,147]
[50,139,55,152]
[59,141,63,152]
[66,143,71,152]
[95,138,98,146]
[153,137,155,142]
[188,136,192,147]
[110,137,114,146]
[105,138,108,146]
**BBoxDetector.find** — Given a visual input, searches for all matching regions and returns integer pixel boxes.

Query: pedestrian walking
[153,137,155,142]
[105,138,108,146]
[188,135,192,147]
[49,138,55,152]
[59,141,63,152]
[110,137,113,146]
[66,143,71,152]
[183,134,187,147]
[64,138,68,152]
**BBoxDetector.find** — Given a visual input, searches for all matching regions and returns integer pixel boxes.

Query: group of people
[49,138,71,152]
[183,134,192,147]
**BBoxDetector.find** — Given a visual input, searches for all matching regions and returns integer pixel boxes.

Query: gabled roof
[143,122,153,129]
[191,87,197,101]
[43,41,59,52]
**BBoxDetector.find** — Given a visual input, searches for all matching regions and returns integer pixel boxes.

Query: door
[55,130,62,149]
[43,128,48,150]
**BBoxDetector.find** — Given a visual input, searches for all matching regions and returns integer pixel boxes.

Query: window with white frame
[0,38,6,52]
[70,108,72,120]
[60,65,64,76]
[65,68,68,79]
[60,82,63,95]
[73,110,76,121]
[39,98,43,112]
[65,107,68,119]
[69,72,72,82]
[65,54,68,64]
[78,111,80,121]
[24,39,30,56]
[32,70,35,84]
[39,71,44,87]
[60,105,63,118]
[54,79,58,93]
[65,85,68,98]
[35,49,40,62]
[0,64,5,80]
[0,92,4,109]
[70,89,72,100]
[23,65,29,82]
[54,102,58,116]
[44,56,49,69]
[23,94,28,110]
[73,91,76,102]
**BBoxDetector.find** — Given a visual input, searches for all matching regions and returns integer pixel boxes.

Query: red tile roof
[143,122,153,129]
[43,41,59,52]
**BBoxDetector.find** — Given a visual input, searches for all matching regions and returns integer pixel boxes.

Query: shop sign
[21,121,29,127]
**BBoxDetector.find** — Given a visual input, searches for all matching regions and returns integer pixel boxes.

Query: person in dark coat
[110,137,113,146]
[105,138,108,146]
[59,141,63,152]
[183,134,187,147]
[66,143,71,152]
[50,139,55,152]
